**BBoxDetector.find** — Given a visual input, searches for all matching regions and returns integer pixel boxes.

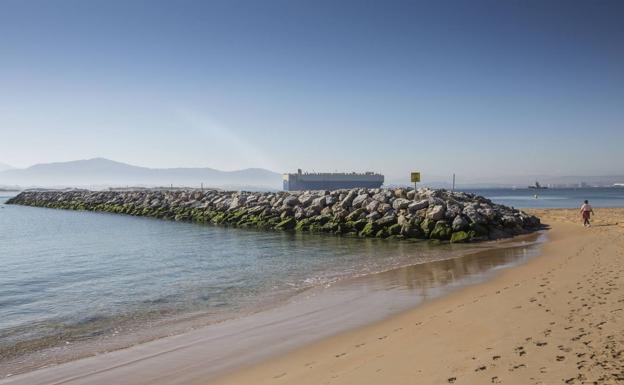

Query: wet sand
[210,208,624,385]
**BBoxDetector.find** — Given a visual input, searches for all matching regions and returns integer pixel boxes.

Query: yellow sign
[411,172,421,183]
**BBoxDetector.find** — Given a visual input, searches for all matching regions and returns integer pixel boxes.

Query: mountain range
[1,158,622,190]
[0,158,283,190]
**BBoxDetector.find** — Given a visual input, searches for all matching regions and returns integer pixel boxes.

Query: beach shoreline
[209,208,624,385]
[2,208,622,385]
[0,222,544,384]
[0,215,542,380]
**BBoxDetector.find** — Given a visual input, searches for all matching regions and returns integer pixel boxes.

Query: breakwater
[6,188,540,242]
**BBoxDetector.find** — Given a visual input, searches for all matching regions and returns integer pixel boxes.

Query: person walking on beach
[580,200,594,227]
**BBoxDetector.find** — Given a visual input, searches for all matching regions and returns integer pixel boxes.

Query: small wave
[489,196,568,201]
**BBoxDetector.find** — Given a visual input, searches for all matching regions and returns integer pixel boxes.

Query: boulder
[387,223,402,236]
[359,221,378,237]
[366,200,380,213]
[408,199,429,212]
[452,215,469,231]
[366,211,381,221]
[282,195,300,207]
[420,218,435,236]
[450,231,472,243]
[275,217,296,230]
[376,214,397,226]
[378,203,392,214]
[427,205,446,221]
[339,191,356,209]
[430,220,452,240]
[352,194,369,208]
[392,198,411,210]
[346,208,365,221]
[311,196,326,208]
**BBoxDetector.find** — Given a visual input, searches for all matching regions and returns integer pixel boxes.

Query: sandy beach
[210,208,624,385]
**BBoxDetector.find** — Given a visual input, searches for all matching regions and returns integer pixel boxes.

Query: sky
[1,0,623,182]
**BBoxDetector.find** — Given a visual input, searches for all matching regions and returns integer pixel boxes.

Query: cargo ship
[283,169,384,191]
[528,181,548,189]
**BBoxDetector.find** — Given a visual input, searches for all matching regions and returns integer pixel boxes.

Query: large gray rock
[366,211,381,221]
[311,196,325,208]
[298,194,314,207]
[340,191,357,209]
[452,215,469,231]
[408,199,429,212]
[392,198,411,210]
[378,203,392,214]
[376,214,397,226]
[352,194,369,209]
[427,205,446,221]
[463,206,486,224]
[366,200,380,213]
[346,208,365,221]
[282,195,300,207]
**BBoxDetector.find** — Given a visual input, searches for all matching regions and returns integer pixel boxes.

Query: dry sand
[210,208,624,385]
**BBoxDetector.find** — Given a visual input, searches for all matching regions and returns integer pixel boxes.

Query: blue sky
[1,0,622,181]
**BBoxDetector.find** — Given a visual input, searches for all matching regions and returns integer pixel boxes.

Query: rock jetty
[6,188,541,243]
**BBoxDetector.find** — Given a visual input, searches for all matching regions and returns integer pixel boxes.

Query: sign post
[410,171,421,199]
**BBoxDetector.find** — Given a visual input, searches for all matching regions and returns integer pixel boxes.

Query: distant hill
[0,162,13,172]
[0,158,283,190]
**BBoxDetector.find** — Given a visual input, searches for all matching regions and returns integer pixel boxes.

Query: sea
[1,187,622,376]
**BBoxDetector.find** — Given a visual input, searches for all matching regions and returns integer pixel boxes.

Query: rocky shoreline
[6,188,541,242]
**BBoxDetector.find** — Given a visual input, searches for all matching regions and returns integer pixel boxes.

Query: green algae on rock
[6,188,541,242]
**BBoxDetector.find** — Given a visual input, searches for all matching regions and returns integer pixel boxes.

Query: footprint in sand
[514,346,526,356]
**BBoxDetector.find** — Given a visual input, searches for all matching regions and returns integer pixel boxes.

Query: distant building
[283,169,384,191]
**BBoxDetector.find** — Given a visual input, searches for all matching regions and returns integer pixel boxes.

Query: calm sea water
[466,187,624,209]
[1,187,620,373]
[0,193,478,367]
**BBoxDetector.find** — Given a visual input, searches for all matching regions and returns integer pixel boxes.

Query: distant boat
[528,181,548,189]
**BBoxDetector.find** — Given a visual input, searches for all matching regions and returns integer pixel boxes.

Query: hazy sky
[1,0,623,180]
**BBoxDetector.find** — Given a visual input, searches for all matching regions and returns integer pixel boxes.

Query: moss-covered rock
[5,188,541,242]
[359,221,378,237]
[295,218,312,231]
[430,221,452,240]
[450,231,471,243]
[420,218,435,237]
[388,223,402,236]
[375,228,388,238]
[275,217,296,230]
[469,223,489,236]
[322,220,340,233]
